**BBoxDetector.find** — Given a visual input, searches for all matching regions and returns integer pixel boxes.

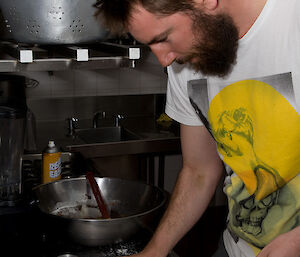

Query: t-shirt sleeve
[165,64,204,126]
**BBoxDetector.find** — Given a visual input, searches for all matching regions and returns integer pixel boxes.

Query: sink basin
[75,127,140,144]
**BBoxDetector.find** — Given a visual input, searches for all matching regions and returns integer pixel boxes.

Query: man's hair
[94,0,194,36]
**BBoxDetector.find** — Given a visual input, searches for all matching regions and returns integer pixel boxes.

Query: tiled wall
[27,94,164,123]
[21,51,167,123]
[21,51,167,101]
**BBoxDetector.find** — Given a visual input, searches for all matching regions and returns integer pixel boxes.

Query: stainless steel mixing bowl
[33,177,168,246]
[0,0,108,44]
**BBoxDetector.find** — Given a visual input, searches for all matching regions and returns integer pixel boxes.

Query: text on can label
[49,158,62,178]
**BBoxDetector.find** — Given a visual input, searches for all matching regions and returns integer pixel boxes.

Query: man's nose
[150,45,177,67]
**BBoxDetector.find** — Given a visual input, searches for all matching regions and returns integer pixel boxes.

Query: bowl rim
[34,177,168,222]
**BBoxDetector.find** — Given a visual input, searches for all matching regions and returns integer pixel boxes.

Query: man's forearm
[142,164,223,257]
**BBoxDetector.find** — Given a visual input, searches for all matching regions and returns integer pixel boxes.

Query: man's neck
[218,0,268,38]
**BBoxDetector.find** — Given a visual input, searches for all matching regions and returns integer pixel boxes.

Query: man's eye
[157,37,168,43]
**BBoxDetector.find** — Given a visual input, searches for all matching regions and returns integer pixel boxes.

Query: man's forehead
[127,5,168,43]
[128,4,160,27]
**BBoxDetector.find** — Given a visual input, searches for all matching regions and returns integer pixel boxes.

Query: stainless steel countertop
[33,117,181,158]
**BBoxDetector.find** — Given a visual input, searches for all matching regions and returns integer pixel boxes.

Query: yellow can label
[42,152,62,184]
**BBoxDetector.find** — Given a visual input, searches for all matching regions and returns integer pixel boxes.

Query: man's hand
[257,227,300,257]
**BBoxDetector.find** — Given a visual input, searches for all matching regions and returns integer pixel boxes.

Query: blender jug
[0,106,26,206]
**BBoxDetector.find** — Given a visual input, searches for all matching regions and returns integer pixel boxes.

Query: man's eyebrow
[145,28,173,45]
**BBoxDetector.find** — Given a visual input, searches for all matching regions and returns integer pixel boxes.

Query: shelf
[0,41,142,72]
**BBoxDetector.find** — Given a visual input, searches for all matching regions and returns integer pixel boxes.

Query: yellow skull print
[207,77,300,248]
[208,79,300,200]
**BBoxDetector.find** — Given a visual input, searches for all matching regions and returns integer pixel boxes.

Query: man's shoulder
[167,63,205,81]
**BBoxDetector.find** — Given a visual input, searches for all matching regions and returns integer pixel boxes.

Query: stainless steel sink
[75,126,140,144]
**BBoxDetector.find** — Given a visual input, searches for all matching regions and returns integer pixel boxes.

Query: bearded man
[95,0,300,256]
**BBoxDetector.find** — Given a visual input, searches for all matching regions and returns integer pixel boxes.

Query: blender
[0,106,26,206]
[0,74,32,206]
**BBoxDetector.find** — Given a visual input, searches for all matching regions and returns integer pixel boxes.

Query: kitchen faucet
[114,114,124,127]
[93,111,106,128]
[66,117,78,136]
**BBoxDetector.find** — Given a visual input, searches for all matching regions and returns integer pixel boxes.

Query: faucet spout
[66,117,78,136]
[93,111,106,128]
[114,114,124,127]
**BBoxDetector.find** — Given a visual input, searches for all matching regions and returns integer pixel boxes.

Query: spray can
[42,140,62,184]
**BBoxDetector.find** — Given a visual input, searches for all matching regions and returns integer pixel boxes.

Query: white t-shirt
[165,0,300,256]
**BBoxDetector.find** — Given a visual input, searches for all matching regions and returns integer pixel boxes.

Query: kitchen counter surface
[33,116,181,159]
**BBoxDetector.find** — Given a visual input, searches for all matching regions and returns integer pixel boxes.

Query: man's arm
[135,124,225,257]
[257,225,300,257]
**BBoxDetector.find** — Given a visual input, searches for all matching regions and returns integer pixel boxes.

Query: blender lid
[0,106,26,118]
